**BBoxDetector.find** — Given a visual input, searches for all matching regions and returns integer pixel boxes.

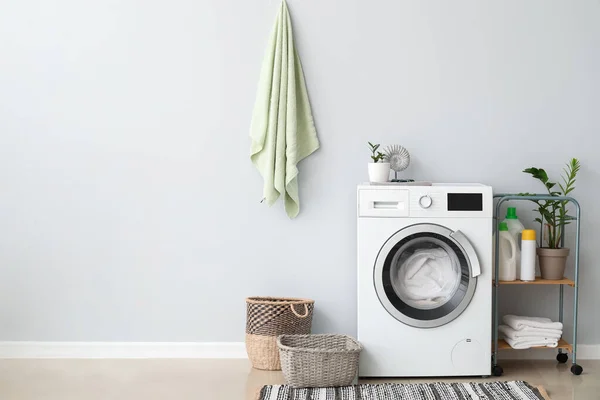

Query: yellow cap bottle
[520,229,537,281]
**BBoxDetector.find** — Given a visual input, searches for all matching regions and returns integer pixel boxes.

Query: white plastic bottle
[520,229,537,281]
[503,207,525,275]
[498,222,518,281]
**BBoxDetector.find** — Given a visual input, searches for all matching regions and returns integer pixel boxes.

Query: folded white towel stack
[503,315,563,331]
[504,337,559,349]
[499,325,561,340]
[500,315,563,349]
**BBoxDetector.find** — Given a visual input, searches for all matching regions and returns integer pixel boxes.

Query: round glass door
[374,223,479,328]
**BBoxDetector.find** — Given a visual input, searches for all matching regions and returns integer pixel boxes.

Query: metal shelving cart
[492,194,583,376]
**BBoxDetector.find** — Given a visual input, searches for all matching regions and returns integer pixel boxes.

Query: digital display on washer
[447,193,483,211]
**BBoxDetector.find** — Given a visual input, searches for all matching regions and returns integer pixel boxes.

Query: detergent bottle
[497,222,518,281]
[520,229,537,281]
[503,207,525,275]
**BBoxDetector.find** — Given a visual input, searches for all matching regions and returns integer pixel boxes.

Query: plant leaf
[523,167,549,184]
[540,208,554,222]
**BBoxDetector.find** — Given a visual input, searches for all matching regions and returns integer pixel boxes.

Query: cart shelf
[496,338,573,353]
[492,193,582,376]
[493,277,575,287]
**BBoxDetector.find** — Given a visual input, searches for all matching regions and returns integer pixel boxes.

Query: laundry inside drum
[390,237,462,310]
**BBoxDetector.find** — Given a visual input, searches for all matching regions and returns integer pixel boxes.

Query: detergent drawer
[358,189,409,218]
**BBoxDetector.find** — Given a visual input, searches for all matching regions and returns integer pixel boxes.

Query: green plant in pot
[523,158,580,280]
[367,142,390,183]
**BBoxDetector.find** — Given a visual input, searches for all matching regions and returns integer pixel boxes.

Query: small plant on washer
[367,142,391,183]
[368,142,385,163]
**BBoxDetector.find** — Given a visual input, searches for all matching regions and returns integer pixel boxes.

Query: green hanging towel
[250,0,319,219]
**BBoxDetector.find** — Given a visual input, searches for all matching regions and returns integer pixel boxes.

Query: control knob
[419,195,433,209]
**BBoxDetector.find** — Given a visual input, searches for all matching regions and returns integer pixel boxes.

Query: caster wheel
[557,353,568,364]
[571,364,583,375]
[492,365,504,377]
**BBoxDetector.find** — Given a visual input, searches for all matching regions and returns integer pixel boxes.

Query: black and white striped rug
[258,381,547,400]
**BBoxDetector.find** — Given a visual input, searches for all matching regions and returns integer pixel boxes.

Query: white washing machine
[357,183,492,377]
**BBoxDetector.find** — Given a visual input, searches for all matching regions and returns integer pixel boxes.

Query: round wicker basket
[245,297,314,370]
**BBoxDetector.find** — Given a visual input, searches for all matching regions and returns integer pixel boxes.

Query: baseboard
[1,341,598,360]
[0,342,248,359]
[498,344,600,360]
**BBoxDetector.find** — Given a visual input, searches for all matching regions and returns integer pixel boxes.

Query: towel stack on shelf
[499,315,563,349]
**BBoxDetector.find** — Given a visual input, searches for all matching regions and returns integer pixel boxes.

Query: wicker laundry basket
[277,334,362,387]
[245,297,314,370]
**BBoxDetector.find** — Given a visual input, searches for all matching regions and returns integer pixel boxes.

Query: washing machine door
[374,223,481,328]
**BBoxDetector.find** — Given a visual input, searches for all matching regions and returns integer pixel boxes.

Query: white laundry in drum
[392,247,461,308]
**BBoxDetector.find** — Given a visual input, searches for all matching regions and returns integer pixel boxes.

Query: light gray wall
[0,0,599,343]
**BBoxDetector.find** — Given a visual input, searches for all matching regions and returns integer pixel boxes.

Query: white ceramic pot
[368,162,390,183]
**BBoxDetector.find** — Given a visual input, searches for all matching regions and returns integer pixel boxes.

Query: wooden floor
[0,358,598,399]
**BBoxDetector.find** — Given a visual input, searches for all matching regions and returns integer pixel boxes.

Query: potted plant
[523,158,580,280]
[367,142,390,183]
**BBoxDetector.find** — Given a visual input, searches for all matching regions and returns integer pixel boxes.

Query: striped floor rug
[258,381,548,400]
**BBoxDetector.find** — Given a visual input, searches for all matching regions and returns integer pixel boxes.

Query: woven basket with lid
[245,297,314,370]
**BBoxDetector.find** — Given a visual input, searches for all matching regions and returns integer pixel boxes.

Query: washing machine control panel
[358,185,492,218]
